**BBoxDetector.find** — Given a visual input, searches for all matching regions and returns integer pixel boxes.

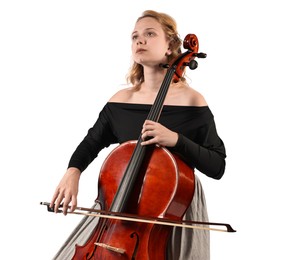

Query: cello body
[72,141,195,259]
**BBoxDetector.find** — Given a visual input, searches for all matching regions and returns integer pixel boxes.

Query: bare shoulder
[168,83,208,106]
[108,87,134,102]
[185,86,208,106]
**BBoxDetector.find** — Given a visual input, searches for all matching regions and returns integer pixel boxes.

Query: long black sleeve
[172,120,226,180]
[68,106,118,172]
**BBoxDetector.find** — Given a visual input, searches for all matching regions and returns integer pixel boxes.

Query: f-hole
[130,232,139,260]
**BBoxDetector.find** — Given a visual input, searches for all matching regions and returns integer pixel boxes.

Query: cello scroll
[162,34,207,83]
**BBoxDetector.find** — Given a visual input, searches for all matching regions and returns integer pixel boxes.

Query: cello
[42,34,235,259]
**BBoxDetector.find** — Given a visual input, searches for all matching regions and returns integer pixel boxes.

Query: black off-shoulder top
[68,102,226,179]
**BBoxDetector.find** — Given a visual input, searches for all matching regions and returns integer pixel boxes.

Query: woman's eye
[132,35,138,40]
[146,32,155,37]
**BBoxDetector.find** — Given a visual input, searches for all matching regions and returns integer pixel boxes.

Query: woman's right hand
[50,167,81,215]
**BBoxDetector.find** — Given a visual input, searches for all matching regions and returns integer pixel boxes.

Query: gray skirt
[166,174,210,260]
[53,175,209,260]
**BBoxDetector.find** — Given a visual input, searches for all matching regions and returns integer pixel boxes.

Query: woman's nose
[136,36,146,45]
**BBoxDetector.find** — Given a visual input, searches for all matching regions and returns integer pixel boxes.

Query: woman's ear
[166,48,172,56]
[166,39,175,56]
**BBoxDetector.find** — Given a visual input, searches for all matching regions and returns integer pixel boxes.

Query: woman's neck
[141,66,166,92]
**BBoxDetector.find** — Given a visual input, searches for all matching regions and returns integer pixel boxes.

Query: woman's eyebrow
[132,27,157,35]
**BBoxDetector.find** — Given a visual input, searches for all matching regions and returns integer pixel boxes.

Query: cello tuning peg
[188,60,198,70]
[183,60,198,70]
[195,52,207,58]
[159,63,170,69]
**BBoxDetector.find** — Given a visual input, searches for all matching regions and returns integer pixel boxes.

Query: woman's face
[131,17,170,67]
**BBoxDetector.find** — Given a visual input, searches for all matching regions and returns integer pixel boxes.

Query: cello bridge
[94,242,126,254]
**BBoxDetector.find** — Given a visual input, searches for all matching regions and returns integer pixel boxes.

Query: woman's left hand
[141,120,178,147]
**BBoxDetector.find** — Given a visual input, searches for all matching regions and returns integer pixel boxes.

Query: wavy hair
[126,10,184,86]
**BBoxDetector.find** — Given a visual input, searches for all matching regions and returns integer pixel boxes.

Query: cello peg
[188,60,198,70]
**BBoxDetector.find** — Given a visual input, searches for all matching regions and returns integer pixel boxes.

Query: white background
[1,0,293,259]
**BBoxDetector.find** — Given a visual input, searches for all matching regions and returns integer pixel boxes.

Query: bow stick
[40,202,236,233]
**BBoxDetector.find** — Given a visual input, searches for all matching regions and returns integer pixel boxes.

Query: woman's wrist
[67,167,81,176]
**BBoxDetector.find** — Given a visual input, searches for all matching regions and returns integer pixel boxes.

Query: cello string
[146,66,175,122]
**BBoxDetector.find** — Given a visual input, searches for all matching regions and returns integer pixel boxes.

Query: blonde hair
[126,10,184,86]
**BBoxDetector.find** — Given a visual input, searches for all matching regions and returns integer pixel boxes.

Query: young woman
[50,10,226,260]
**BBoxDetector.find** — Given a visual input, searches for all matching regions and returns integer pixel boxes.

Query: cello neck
[109,66,175,213]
